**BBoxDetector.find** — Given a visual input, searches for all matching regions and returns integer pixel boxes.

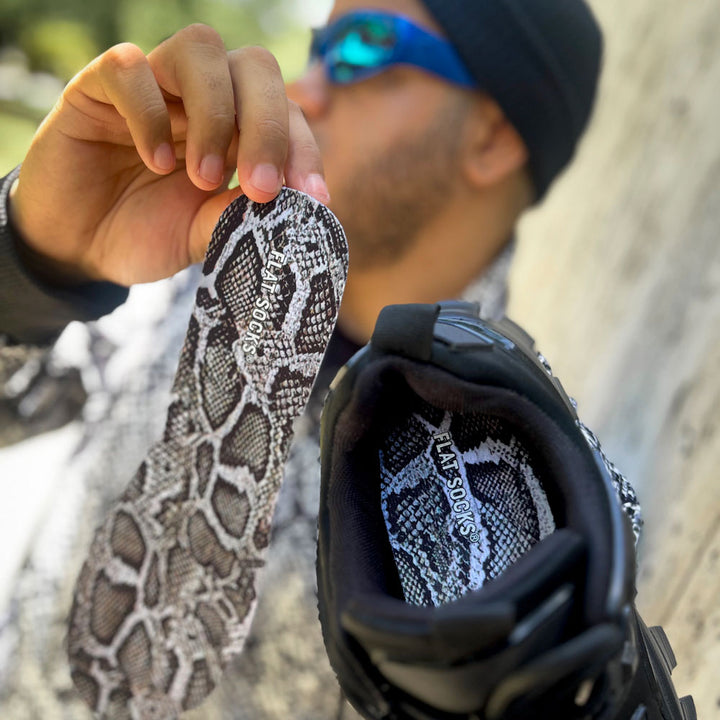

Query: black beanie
[419,0,603,199]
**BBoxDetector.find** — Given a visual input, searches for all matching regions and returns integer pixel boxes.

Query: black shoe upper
[317,302,694,720]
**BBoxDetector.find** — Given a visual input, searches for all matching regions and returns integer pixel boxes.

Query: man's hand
[8,25,328,286]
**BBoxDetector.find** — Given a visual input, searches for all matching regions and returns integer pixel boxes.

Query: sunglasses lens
[312,12,474,89]
[326,16,397,82]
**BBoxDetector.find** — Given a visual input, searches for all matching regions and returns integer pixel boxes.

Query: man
[0,1,609,718]
[1,0,600,346]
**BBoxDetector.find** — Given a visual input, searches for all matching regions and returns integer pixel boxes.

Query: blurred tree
[0,0,117,78]
[0,0,319,168]
[0,0,310,81]
[18,19,100,81]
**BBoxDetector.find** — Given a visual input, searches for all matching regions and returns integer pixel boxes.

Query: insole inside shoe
[379,397,556,607]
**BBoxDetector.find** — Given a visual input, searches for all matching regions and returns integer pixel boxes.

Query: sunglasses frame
[310,10,477,88]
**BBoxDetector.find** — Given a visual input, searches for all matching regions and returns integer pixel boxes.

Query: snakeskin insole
[380,397,556,607]
[67,189,348,719]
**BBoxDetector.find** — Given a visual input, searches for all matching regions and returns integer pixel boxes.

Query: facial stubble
[332,94,470,271]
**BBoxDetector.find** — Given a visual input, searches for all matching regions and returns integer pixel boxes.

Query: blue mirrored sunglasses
[310,10,476,88]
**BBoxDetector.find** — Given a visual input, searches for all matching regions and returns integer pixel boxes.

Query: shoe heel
[648,625,677,672]
[679,695,697,720]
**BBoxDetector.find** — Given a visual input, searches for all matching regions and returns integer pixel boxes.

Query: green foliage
[0,112,37,169]
[19,19,99,81]
[118,0,261,54]
[0,0,313,81]
[0,0,121,74]
[0,0,319,163]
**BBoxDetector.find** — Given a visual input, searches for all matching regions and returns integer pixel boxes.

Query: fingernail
[249,164,281,195]
[154,143,175,172]
[304,173,331,205]
[199,154,224,185]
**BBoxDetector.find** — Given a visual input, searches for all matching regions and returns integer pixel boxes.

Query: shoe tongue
[341,529,586,665]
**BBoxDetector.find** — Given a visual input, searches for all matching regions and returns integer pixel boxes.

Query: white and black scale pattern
[67,189,348,719]
[534,352,644,545]
[380,398,555,608]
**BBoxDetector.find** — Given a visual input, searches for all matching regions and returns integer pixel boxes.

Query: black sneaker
[317,301,695,720]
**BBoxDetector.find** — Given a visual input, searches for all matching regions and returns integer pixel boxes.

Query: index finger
[149,25,237,191]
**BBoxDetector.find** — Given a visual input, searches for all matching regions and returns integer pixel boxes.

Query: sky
[291,0,333,27]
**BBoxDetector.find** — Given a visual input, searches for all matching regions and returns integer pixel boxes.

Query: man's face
[288,0,472,270]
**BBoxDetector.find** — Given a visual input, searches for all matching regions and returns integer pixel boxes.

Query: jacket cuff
[0,167,129,345]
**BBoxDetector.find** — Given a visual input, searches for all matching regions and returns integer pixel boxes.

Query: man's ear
[461,94,528,188]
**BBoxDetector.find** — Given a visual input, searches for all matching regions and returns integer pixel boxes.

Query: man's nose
[287,62,330,119]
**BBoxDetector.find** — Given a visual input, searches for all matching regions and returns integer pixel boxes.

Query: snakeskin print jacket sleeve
[0,167,129,446]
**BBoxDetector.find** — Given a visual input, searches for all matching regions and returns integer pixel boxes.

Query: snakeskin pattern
[0,206,640,719]
[380,398,555,607]
[535,352,644,543]
[66,190,348,719]
[0,337,86,447]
